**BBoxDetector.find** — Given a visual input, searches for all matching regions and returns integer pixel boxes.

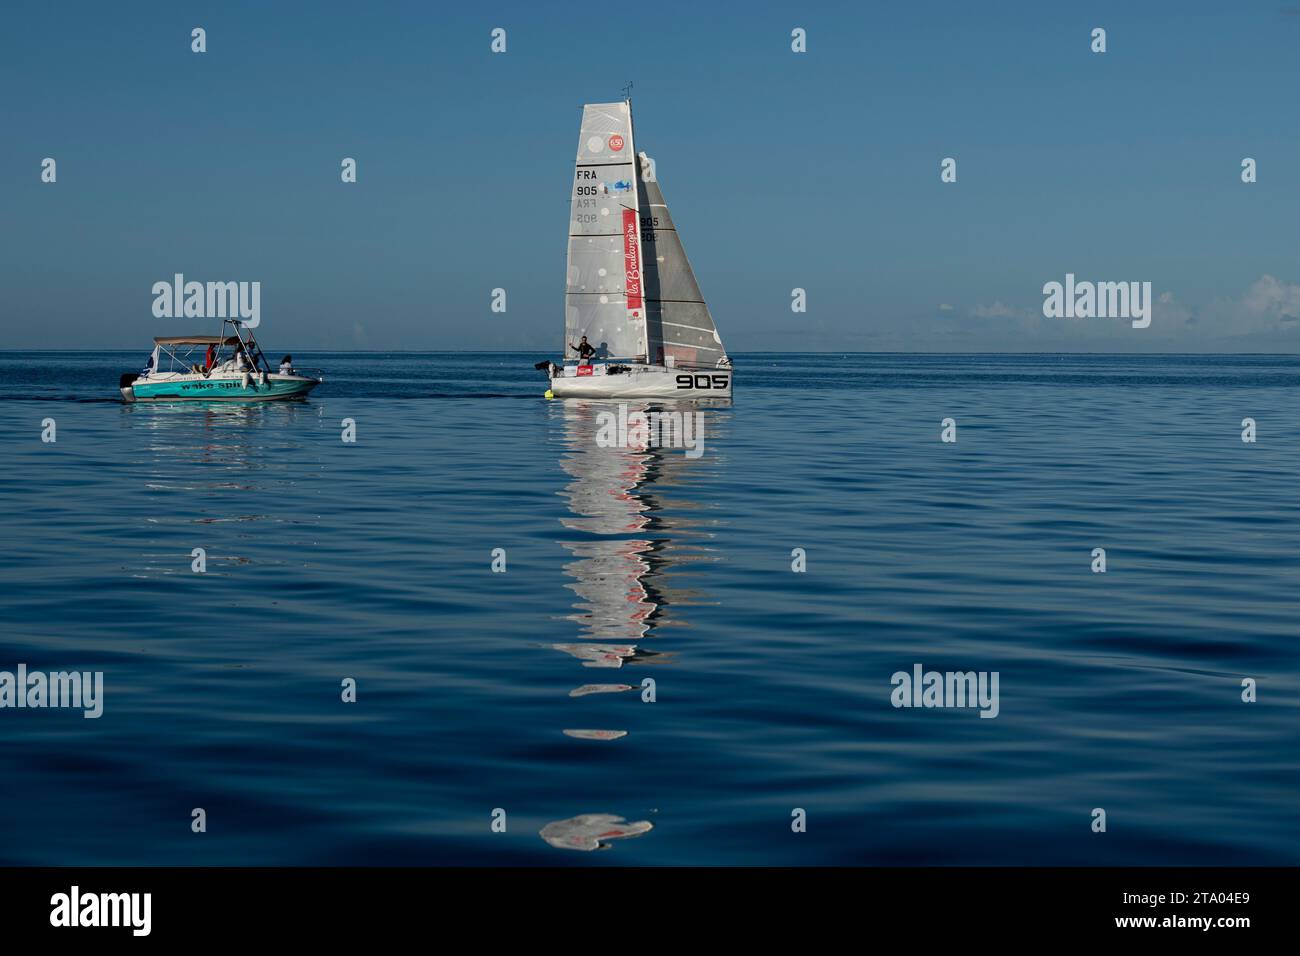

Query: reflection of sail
[556,401,713,646]
[540,813,653,852]
[539,400,729,850]
[561,539,656,643]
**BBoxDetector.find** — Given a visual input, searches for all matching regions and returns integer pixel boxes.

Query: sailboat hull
[549,365,732,399]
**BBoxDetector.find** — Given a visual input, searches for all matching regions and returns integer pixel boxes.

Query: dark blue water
[1,352,1297,865]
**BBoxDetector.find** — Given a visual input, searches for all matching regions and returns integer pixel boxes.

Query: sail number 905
[676,374,730,390]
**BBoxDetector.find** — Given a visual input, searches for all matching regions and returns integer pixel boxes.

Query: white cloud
[970,301,1034,320]
[960,275,1300,349]
[1181,275,1300,341]
[1239,274,1300,323]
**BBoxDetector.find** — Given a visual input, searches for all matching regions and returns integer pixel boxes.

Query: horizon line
[2,349,1300,357]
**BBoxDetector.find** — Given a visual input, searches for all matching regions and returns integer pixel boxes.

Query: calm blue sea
[0,352,1297,865]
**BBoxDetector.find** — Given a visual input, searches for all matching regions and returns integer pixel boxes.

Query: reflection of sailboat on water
[551,400,718,660]
[538,396,728,850]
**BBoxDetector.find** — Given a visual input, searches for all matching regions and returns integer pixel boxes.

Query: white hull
[548,364,732,399]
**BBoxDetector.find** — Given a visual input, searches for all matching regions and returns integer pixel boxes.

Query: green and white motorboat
[119,320,322,403]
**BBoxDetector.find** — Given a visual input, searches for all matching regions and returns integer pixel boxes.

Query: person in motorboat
[279,354,294,374]
[570,336,597,362]
[230,344,257,388]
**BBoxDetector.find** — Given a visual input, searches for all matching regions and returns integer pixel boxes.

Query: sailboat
[539,99,732,399]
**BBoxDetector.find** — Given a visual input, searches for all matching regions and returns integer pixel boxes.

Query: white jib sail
[636,152,728,369]
[565,102,647,362]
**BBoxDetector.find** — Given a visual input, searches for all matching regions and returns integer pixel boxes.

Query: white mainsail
[565,102,647,361]
[637,152,728,369]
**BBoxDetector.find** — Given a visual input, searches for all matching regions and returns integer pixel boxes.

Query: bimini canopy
[153,336,242,346]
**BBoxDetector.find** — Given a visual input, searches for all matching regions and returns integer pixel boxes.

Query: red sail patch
[622,209,642,312]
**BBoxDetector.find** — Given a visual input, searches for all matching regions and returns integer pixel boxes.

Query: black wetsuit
[571,342,597,361]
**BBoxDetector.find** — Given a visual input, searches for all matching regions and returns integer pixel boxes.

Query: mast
[623,85,649,363]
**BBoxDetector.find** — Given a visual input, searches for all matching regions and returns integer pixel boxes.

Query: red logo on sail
[622,209,642,312]
[608,134,625,152]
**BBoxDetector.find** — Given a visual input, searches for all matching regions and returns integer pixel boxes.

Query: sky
[2,0,1299,352]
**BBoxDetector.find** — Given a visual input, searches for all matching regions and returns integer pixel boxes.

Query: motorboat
[119,320,322,402]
